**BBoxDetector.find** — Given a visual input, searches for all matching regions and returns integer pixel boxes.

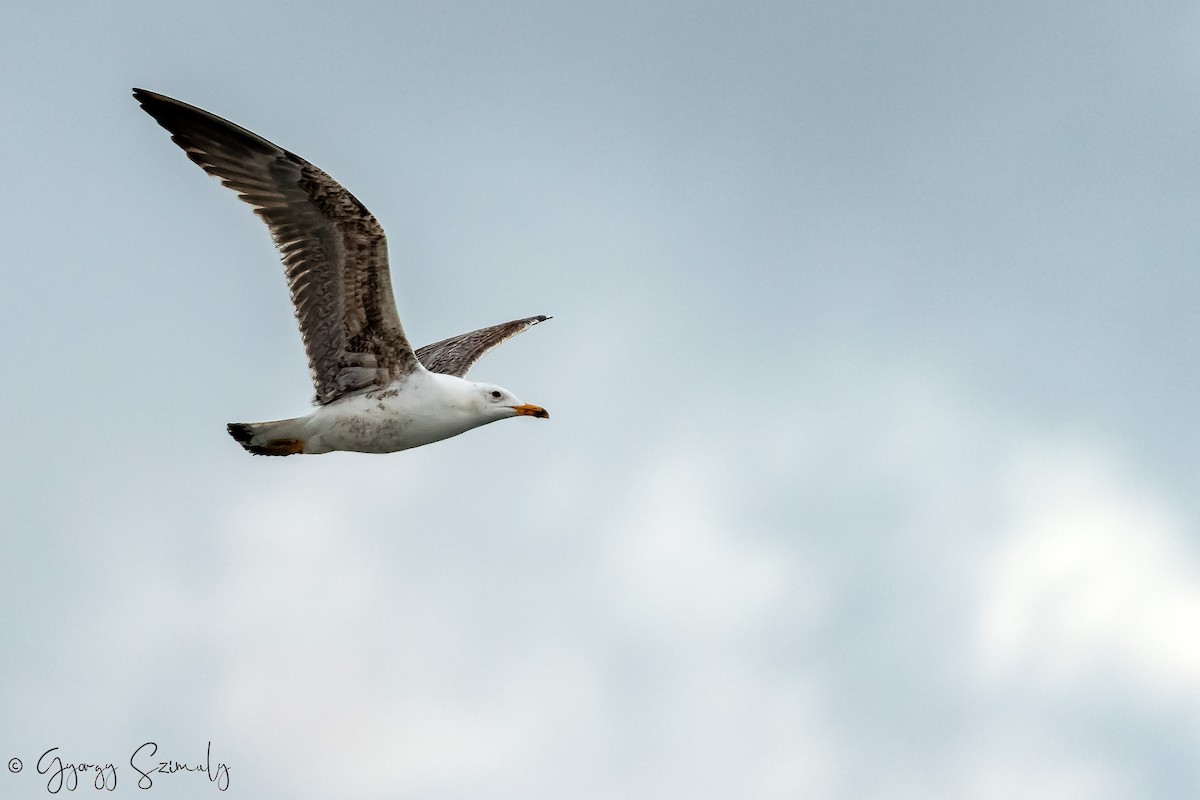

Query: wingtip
[132,87,166,112]
[132,88,189,115]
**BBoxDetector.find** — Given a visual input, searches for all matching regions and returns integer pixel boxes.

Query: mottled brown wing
[416,316,550,377]
[134,88,419,404]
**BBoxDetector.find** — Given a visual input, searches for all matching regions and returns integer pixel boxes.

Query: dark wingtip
[132,87,159,106]
[132,88,175,120]
[227,422,254,445]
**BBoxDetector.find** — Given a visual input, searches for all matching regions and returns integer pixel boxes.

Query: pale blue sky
[2,1,1200,798]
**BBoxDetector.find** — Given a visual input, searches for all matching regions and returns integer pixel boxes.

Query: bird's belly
[307,392,478,454]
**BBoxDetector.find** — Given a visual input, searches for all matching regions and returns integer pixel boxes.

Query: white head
[472,382,550,421]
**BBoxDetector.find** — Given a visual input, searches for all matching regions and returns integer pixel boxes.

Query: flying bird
[134,89,550,456]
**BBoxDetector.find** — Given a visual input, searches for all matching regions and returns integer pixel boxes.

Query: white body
[301,370,500,454]
[229,368,546,456]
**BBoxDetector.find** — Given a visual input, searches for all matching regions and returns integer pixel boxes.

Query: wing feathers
[136,88,549,398]
[134,88,419,404]
[417,316,550,377]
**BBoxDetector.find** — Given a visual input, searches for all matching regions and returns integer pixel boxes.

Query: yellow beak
[512,403,550,419]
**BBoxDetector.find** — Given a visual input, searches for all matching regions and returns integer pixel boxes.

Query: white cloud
[191,430,836,799]
[49,357,1200,800]
[979,441,1200,699]
[963,737,1132,800]
[599,444,809,639]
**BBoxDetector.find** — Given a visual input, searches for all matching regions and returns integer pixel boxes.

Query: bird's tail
[226,418,308,456]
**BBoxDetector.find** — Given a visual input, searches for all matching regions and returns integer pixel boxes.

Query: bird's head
[474,383,549,421]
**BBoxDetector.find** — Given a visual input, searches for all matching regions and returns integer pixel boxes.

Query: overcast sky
[2,1,1200,797]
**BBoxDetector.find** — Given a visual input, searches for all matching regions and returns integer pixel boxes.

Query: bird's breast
[307,380,482,453]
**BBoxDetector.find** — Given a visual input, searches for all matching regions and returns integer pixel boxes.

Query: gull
[134,88,549,456]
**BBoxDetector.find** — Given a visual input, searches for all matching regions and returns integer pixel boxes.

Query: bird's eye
[491,390,502,399]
